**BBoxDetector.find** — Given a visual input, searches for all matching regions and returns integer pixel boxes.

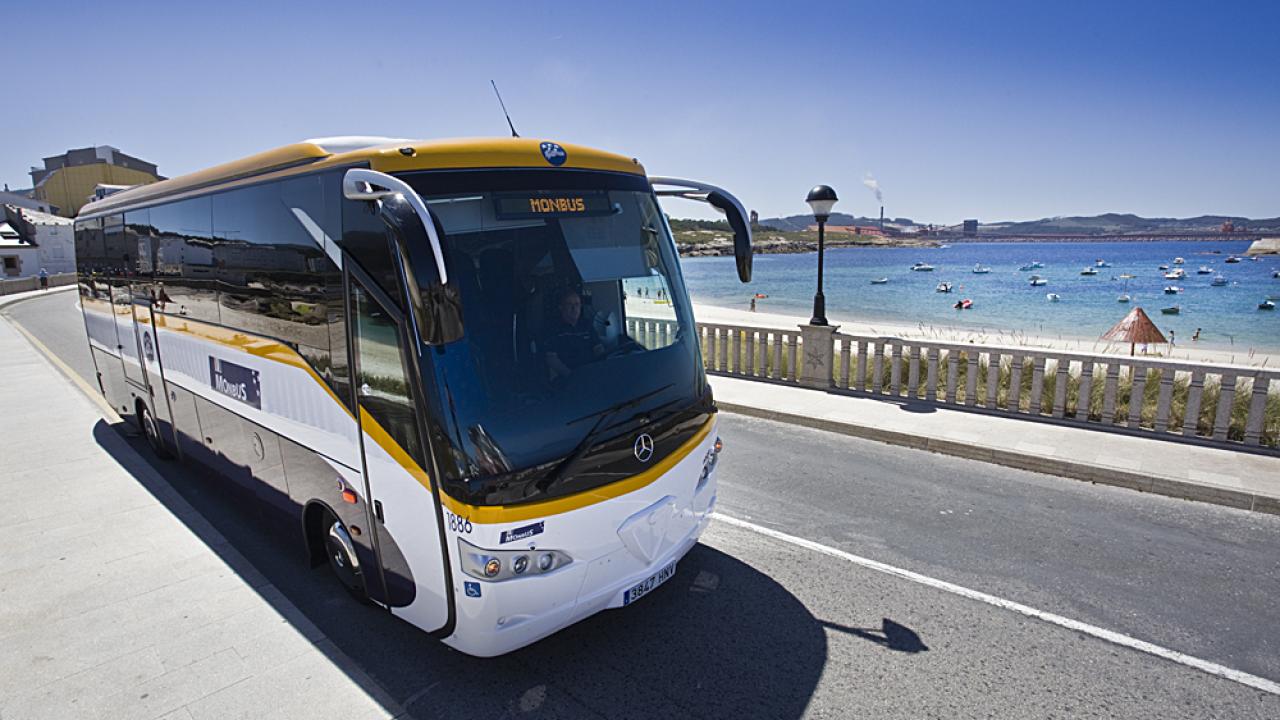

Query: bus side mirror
[649,177,753,283]
[707,191,753,283]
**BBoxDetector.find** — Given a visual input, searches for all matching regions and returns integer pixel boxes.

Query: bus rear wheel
[137,402,172,459]
[323,512,369,603]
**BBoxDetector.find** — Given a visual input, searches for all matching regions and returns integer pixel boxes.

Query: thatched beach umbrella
[1101,307,1168,356]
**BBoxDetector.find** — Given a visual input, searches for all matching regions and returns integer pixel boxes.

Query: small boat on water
[1046,293,1061,302]
[1197,266,1213,274]
[1030,261,1044,269]
[1117,294,1131,303]
[1118,273,1136,279]
[936,281,953,293]
[972,264,991,274]
[1161,306,1181,315]
[1225,256,1242,264]
[1080,267,1099,276]
[1164,285,1182,294]
[1029,275,1048,287]
[1260,300,1276,311]
[1164,269,1186,280]
[1173,257,1185,265]
[953,298,973,309]
[1274,270,1280,279]
[1211,275,1228,287]
[870,277,889,285]
[911,262,936,272]
[1095,259,1110,267]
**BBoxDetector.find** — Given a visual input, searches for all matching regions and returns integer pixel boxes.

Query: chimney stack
[879,206,884,233]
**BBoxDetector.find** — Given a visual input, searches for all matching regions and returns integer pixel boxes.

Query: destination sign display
[493,192,613,220]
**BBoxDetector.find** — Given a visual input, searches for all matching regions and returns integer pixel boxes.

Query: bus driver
[545,287,604,380]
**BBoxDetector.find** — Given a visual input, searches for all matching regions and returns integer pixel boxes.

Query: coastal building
[806,224,886,237]
[0,188,54,214]
[0,205,76,277]
[30,146,163,217]
[963,219,978,236]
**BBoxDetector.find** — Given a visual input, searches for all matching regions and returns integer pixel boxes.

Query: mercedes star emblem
[633,433,655,463]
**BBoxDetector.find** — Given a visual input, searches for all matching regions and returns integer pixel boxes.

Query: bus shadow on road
[92,420,827,720]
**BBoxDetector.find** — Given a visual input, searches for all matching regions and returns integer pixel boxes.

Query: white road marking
[711,511,1280,696]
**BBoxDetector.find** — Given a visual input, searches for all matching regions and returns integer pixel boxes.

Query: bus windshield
[401,170,709,506]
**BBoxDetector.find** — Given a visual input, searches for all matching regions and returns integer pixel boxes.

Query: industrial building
[30,146,163,217]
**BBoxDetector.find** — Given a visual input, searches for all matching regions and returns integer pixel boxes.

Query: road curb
[718,402,1278,516]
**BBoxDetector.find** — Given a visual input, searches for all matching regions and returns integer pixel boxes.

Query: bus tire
[322,510,370,604]
[137,401,172,459]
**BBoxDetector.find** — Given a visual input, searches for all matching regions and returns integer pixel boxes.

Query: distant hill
[986,214,1280,235]
[756,212,1280,235]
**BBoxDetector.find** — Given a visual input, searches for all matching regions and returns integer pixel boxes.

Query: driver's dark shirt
[545,316,600,369]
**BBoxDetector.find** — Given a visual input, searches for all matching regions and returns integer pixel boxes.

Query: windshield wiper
[540,383,675,491]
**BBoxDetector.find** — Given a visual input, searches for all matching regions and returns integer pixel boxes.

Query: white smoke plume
[863,173,883,205]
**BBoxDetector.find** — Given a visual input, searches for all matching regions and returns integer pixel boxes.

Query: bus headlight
[459,538,571,582]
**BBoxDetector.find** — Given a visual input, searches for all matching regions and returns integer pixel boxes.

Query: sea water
[679,240,1280,352]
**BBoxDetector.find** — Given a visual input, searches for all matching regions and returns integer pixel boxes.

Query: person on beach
[1169,329,1175,346]
[750,296,757,312]
[38,267,48,290]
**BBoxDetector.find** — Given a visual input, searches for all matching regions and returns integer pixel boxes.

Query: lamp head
[806,185,838,222]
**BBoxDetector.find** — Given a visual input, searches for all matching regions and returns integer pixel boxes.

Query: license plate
[623,561,676,606]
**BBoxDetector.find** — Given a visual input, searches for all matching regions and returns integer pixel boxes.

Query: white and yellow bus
[74,136,753,656]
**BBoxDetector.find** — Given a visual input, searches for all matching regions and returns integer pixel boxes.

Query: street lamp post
[806,185,838,326]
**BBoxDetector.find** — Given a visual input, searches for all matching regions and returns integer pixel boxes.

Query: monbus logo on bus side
[539,142,567,166]
[209,357,262,410]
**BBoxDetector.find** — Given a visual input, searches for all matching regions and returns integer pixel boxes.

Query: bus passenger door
[130,284,177,450]
[115,280,149,389]
[348,273,450,632]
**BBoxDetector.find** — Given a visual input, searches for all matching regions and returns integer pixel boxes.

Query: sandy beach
[684,300,1280,369]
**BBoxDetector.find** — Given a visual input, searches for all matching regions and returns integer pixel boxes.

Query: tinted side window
[341,196,401,305]
[152,197,219,323]
[125,208,154,279]
[212,178,349,405]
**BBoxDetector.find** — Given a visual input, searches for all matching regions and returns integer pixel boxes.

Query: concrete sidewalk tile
[0,646,167,720]
[184,648,390,720]
[92,647,251,720]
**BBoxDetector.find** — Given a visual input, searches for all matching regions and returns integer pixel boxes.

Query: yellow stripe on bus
[143,312,709,524]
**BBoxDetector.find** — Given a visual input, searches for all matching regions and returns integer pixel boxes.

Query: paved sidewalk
[710,375,1280,515]
[0,316,401,720]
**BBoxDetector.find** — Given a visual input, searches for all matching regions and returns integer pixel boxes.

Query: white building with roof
[0,205,75,278]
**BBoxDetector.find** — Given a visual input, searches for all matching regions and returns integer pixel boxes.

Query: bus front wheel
[323,512,369,604]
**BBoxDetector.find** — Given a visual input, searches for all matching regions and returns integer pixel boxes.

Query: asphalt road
[5,289,1279,719]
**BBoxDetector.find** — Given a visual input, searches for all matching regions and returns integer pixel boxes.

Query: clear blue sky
[5,0,1277,223]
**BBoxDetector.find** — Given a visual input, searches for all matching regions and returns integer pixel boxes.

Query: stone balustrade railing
[628,316,1280,453]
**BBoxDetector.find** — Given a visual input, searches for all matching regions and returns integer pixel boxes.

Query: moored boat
[1046,293,1061,302]
[1117,294,1131,303]
[870,277,889,285]
[1029,275,1048,286]
[972,264,991,274]
[1163,285,1182,294]
[1225,256,1241,264]
[1173,257,1185,265]
[911,262,935,272]
[1259,300,1276,311]
[1197,266,1213,274]
[936,281,953,293]
[1081,267,1099,276]
[1161,306,1181,315]
[1210,275,1228,287]
[1095,259,1110,267]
